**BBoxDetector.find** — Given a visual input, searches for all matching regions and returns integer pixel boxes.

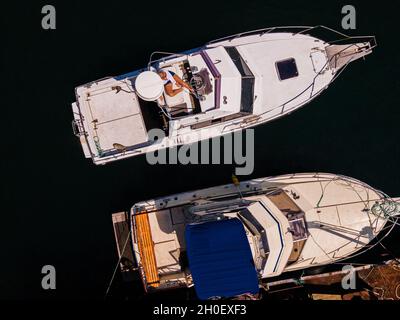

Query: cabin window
[238,208,269,253]
[225,47,255,113]
[276,58,299,81]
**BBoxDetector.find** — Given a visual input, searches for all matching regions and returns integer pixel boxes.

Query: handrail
[146,26,376,70]
[208,26,313,44]
[147,51,188,70]
[207,25,376,45]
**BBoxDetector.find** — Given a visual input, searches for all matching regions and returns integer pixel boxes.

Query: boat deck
[147,207,187,277]
[134,212,160,288]
[138,199,281,282]
[75,78,149,156]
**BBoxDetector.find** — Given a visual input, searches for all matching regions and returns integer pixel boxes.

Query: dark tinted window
[225,47,253,77]
[276,58,299,80]
[241,78,255,113]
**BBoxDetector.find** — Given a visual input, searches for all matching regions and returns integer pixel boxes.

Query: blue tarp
[185,218,259,299]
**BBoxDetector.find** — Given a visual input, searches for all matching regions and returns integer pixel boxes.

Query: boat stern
[71,77,153,164]
[71,102,91,158]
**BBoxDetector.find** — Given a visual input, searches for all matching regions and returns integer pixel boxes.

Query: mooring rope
[104,229,132,299]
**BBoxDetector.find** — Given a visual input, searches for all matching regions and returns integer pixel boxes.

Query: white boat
[111,173,399,299]
[72,26,376,165]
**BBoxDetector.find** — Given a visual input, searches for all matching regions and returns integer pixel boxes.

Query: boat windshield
[238,207,269,271]
[225,47,255,113]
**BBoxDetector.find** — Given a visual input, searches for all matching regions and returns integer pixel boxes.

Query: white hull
[72,26,376,165]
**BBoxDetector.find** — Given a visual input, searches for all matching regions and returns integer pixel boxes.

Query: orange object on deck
[135,211,160,288]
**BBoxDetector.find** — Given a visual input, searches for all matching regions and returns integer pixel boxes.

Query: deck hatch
[276,58,299,81]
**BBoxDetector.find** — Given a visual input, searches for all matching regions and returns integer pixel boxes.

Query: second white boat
[112,173,399,299]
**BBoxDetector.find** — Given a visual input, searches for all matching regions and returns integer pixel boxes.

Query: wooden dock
[358,260,400,300]
[112,212,137,281]
[265,259,400,300]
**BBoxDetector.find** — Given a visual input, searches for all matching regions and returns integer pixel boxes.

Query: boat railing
[208,25,310,44]
[207,25,376,46]
[147,26,377,67]
[251,37,376,121]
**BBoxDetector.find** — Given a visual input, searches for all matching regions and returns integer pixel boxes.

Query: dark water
[2,0,400,299]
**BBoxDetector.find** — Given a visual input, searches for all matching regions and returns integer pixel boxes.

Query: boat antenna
[232,174,244,199]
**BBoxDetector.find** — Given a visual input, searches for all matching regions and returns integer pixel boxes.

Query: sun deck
[133,192,299,285]
[133,207,190,290]
[75,78,153,158]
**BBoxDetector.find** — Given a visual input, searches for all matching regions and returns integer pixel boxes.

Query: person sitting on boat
[157,69,194,97]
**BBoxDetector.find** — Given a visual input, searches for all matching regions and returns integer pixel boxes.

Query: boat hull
[121,173,394,293]
[72,26,376,165]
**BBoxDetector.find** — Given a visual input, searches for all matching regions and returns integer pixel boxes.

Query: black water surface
[2,0,399,300]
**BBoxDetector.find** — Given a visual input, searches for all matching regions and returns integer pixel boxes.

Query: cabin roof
[185,218,259,299]
[235,37,327,114]
[76,78,149,156]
